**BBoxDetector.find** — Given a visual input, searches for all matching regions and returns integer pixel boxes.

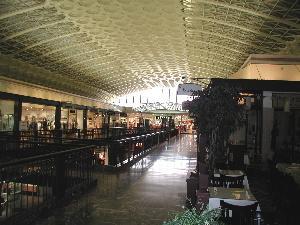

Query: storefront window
[87,111,102,129]
[119,113,127,127]
[77,110,83,130]
[0,99,14,131]
[61,108,83,130]
[127,113,144,128]
[21,103,55,131]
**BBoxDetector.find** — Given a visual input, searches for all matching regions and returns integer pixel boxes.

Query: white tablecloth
[214,169,244,177]
[208,187,260,211]
[209,198,260,211]
[214,170,249,189]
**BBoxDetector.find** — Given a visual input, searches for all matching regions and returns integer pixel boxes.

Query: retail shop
[87,109,103,129]
[127,112,144,128]
[61,107,84,130]
[0,99,14,131]
[175,113,195,134]
[21,103,56,131]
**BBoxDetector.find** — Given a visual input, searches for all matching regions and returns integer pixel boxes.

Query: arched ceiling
[0,0,299,101]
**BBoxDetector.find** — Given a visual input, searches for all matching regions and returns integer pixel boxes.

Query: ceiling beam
[188,55,234,68]
[184,15,287,44]
[189,0,300,29]
[187,47,242,62]
[188,59,233,72]
[67,54,112,67]
[41,40,96,57]
[186,30,273,53]
[0,0,48,20]
[17,32,82,53]
[190,65,229,76]
[74,61,116,72]
[1,20,64,42]
[47,48,106,65]
[188,39,249,55]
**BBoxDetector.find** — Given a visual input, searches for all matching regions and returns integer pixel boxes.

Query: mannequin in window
[29,116,38,131]
[42,118,47,130]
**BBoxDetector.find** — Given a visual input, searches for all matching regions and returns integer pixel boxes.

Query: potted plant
[163,207,225,225]
[187,81,245,171]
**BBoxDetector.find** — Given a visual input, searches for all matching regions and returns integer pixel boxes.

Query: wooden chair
[195,191,209,212]
[221,175,244,188]
[220,200,258,225]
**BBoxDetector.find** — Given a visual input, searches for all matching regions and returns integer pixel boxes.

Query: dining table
[214,169,244,177]
[214,169,249,188]
[208,187,260,211]
[276,163,300,186]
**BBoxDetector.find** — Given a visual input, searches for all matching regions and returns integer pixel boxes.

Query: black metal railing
[107,129,178,167]
[0,127,173,141]
[0,128,179,168]
[0,137,89,163]
[0,145,97,225]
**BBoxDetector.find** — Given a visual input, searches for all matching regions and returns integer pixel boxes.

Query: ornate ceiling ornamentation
[0,0,299,101]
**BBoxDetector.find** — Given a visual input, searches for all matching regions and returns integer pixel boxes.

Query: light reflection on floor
[36,134,197,225]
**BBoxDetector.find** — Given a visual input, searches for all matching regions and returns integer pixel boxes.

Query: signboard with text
[177,83,202,95]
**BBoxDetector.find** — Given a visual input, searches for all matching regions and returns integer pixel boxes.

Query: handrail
[0,145,96,168]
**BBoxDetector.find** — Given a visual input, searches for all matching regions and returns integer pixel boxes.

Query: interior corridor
[36,134,197,225]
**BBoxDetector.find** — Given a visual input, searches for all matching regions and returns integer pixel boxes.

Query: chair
[195,190,209,212]
[209,176,223,187]
[221,175,244,188]
[220,200,258,225]
[199,174,209,192]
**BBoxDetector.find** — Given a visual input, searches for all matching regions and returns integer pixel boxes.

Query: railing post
[54,104,62,143]
[13,99,22,134]
[108,141,118,166]
[82,108,88,139]
[54,154,66,202]
[78,129,81,138]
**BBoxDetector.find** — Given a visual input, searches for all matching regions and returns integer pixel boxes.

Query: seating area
[186,156,300,225]
[220,200,258,225]
[187,163,261,225]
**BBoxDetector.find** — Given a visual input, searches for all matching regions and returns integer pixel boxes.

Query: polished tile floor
[36,134,197,225]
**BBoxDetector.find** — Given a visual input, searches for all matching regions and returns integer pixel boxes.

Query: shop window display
[21,103,55,131]
[0,100,14,131]
[61,108,84,130]
[87,111,102,129]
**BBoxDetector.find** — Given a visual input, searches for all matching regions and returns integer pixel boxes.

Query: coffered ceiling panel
[0,0,299,101]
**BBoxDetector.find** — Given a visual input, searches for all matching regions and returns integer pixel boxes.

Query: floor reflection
[36,134,197,225]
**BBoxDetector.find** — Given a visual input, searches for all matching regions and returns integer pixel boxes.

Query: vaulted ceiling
[0,0,299,101]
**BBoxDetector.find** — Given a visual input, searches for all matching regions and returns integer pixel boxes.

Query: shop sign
[62,101,74,109]
[177,83,202,96]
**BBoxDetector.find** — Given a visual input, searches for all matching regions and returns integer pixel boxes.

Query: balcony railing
[0,145,97,225]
